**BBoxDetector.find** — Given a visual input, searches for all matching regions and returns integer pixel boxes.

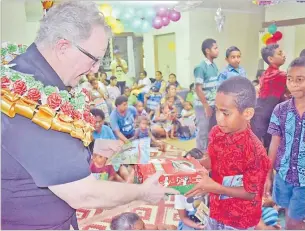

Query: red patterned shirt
[208,126,270,229]
[258,66,286,99]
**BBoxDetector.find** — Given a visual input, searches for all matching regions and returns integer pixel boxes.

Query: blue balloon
[141,20,152,33]
[112,6,122,19]
[131,18,142,30]
[135,8,145,19]
[144,7,156,21]
[121,7,135,22]
[268,24,277,35]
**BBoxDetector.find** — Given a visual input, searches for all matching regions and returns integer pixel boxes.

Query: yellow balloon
[105,16,117,27]
[262,33,272,44]
[99,4,112,17]
[168,41,176,52]
[112,21,124,34]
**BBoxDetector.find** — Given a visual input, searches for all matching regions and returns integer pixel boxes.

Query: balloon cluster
[99,4,181,34]
[262,24,283,45]
[152,7,181,30]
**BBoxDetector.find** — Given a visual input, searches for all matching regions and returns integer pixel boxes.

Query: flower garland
[1,42,95,147]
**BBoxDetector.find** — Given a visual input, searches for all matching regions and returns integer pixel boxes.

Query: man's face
[215,92,253,134]
[87,72,96,82]
[287,66,305,99]
[226,51,241,69]
[117,102,128,114]
[207,43,219,59]
[94,115,104,132]
[58,26,108,87]
[269,48,286,67]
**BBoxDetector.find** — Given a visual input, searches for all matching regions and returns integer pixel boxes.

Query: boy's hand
[185,171,219,197]
[264,177,273,197]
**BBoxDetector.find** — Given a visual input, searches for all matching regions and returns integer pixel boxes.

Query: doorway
[154,33,177,81]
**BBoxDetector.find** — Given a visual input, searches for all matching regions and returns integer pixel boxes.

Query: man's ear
[267,56,273,65]
[55,39,71,59]
[243,107,255,121]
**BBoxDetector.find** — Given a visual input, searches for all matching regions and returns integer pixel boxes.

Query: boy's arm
[148,130,157,143]
[199,154,211,171]
[114,130,129,143]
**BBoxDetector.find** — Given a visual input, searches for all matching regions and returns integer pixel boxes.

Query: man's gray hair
[110,212,140,230]
[35,1,111,48]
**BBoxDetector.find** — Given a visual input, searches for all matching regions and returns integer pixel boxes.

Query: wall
[189,8,264,81]
[143,12,191,88]
[1,1,40,45]
[265,2,305,69]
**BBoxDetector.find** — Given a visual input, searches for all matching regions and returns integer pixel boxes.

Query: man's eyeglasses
[75,45,101,66]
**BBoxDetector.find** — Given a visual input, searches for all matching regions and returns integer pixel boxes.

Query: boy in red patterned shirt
[251,44,287,148]
[186,77,270,230]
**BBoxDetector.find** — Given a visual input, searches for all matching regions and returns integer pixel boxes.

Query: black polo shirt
[1,43,91,229]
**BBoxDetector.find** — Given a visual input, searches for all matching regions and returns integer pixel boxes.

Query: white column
[127,36,136,87]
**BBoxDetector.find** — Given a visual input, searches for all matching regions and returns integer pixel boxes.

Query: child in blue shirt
[90,108,116,140]
[218,46,247,82]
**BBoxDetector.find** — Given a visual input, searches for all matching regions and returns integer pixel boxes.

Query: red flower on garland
[83,110,91,123]
[82,88,92,103]
[27,88,41,102]
[47,92,62,109]
[72,110,82,120]
[13,80,27,95]
[89,115,96,127]
[60,101,74,117]
[1,76,11,89]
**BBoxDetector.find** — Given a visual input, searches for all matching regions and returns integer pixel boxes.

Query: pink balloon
[152,16,163,29]
[169,10,181,22]
[161,16,170,26]
[156,7,168,17]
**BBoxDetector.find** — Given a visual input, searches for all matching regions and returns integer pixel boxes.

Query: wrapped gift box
[135,157,203,194]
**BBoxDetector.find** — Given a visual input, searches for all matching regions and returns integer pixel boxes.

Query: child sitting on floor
[186,83,195,103]
[152,96,178,139]
[167,73,182,90]
[181,101,195,119]
[110,212,176,230]
[133,116,165,150]
[135,101,148,117]
[124,87,137,106]
[90,153,120,181]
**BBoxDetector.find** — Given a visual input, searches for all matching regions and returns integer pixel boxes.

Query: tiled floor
[77,141,192,230]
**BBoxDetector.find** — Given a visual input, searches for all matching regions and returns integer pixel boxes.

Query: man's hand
[139,172,179,204]
[204,105,213,118]
[185,171,219,198]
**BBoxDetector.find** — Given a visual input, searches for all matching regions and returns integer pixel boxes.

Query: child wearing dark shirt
[167,73,182,90]
[251,44,286,148]
[186,77,270,230]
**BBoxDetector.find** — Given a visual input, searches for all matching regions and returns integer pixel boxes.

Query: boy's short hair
[90,108,105,120]
[115,96,128,107]
[139,116,149,124]
[110,76,117,81]
[261,44,279,65]
[156,70,162,76]
[201,38,216,56]
[288,56,305,69]
[184,148,204,159]
[252,80,259,86]
[110,212,140,230]
[300,49,305,57]
[169,73,176,78]
[226,46,241,58]
[189,83,194,90]
[217,76,256,113]
[256,69,265,80]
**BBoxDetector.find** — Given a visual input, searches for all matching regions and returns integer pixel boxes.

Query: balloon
[262,33,272,44]
[268,24,277,35]
[99,4,112,18]
[273,31,283,41]
[131,18,143,31]
[266,37,277,45]
[105,16,117,27]
[168,10,181,22]
[156,7,168,17]
[161,16,170,26]
[135,8,146,19]
[152,16,163,29]
[144,7,156,21]
[112,6,122,19]
[121,7,135,22]
[112,21,124,34]
[141,20,152,33]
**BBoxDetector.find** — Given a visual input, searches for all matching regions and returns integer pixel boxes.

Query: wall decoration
[261,23,283,45]
[41,0,54,16]
[215,8,225,33]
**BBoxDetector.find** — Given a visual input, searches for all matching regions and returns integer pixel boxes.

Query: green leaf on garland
[7,44,17,53]
[44,86,57,96]
[59,90,71,102]
[10,73,22,82]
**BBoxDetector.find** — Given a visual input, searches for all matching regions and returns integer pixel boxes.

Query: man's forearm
[267,136,280,178]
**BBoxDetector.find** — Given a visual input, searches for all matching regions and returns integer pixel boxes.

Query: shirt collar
[11,43,66,90]
[227,65,240,73]
[214,125,251,144]
[204,58,213,65]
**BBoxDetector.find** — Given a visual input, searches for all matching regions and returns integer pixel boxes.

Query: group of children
[83,39,305,230]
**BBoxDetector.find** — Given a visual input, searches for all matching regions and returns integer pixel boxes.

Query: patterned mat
[77,143,186,230]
